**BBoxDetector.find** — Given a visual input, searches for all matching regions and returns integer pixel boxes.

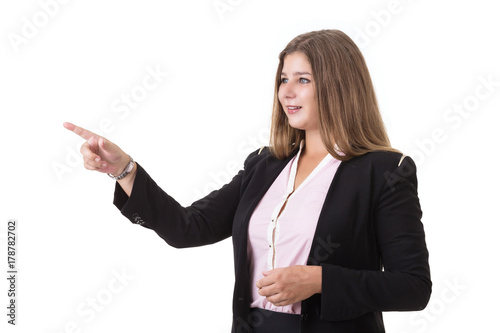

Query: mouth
[286,105,302,114]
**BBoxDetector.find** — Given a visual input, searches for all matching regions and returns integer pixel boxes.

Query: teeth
[289,106,301,110]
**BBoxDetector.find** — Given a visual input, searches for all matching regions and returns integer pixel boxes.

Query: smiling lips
[286,105,302,114]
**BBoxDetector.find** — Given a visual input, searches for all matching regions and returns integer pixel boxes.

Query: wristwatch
[107,155,134,180]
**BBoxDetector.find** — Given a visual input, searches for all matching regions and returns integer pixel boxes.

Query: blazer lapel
[234,148,299,242]
[236,147,349,265]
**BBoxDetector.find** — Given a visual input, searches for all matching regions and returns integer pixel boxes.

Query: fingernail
[102,163,107,167]
[95,157,100,162]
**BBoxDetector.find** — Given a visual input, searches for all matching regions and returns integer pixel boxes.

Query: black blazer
[113,146,431,332]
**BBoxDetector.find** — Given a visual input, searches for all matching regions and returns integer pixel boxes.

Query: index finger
[63,122,98,141]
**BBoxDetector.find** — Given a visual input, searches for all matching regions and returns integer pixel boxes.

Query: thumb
[262,270,271,276]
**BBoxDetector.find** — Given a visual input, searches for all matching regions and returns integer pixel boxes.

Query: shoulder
[243,145,268,164]
[345,150,410,172]
[241,145,297,178]
[341,150,418,189]
[242,145,286,166]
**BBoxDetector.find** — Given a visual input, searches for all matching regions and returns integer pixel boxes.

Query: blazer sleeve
[113,148,261,248]
[320,156,432,320]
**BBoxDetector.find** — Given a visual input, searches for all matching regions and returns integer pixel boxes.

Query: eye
[280,77,288,84]
[299,78,310,84]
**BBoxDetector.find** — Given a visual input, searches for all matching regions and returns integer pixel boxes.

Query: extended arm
[64,121,259,248]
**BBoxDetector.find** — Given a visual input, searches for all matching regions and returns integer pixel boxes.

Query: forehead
[281,52,312,74]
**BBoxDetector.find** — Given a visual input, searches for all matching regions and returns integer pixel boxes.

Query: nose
[280,81,296,100]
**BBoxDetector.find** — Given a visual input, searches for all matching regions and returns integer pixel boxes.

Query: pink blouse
[247,139,341,314]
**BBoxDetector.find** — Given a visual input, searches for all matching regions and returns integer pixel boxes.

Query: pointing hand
[63,122,130,177]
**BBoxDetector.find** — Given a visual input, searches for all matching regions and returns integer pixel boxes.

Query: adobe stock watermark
[234,309,273,333]
[7,0,72,54]
[382,74,498,191]
[353,0,416,48]
[53,64,169,182]
[408,74,498,168]
[190,127,269,202]
[51,267,134,333]
[307,234,340,266]
[212,0,244,21]
[398,277,467,333]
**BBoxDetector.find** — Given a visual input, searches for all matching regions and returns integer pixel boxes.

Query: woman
[64,29,431,332]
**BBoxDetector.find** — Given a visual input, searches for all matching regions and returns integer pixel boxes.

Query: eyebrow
[281,71,312,76]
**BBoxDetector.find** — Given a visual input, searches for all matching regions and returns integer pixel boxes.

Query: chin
[288,124,307,131]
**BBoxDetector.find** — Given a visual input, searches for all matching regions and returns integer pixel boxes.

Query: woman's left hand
[256,265,322,307]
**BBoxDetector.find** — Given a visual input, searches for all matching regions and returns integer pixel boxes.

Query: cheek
[278,89,285,105]
[304,89,316,105]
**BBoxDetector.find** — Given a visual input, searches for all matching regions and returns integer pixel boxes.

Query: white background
[1,0,499,332]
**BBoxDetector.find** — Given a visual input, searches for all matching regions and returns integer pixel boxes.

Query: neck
[303,130,329,158]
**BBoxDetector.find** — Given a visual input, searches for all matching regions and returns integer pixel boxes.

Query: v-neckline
[287,139,333,198]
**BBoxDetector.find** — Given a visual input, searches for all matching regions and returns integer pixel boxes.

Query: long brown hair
[269,29,399,161]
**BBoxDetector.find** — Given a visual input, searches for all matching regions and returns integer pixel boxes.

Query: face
[278,52,319,132]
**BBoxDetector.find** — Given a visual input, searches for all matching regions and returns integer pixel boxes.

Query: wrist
[117,161,137,182]
[108,155,134,180]
[116,161,137,197]
[113,156,131,177]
